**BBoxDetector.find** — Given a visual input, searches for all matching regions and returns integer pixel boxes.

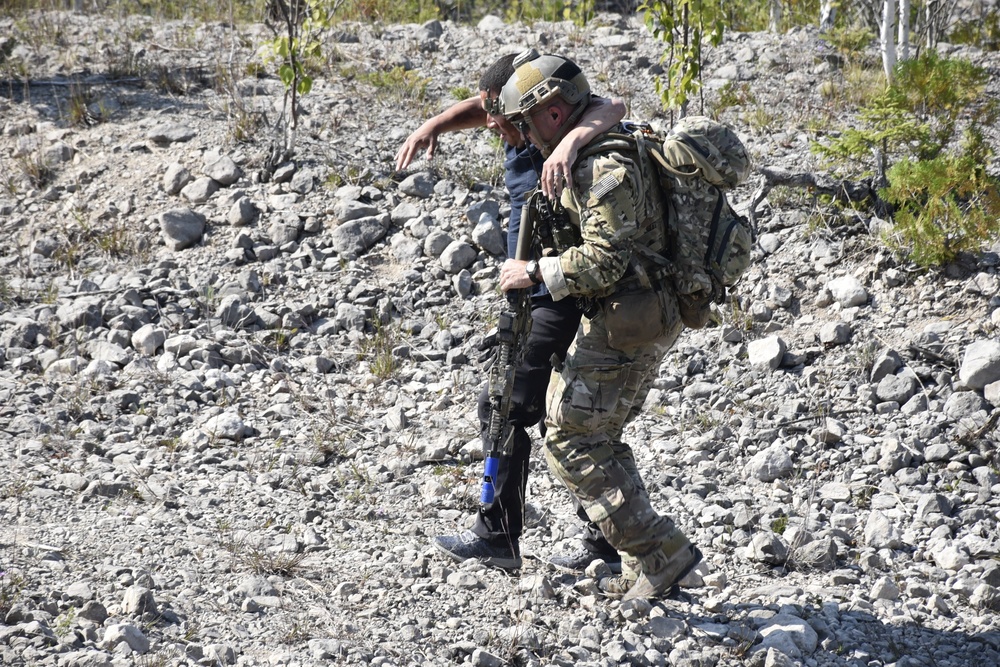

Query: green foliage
[504,0,565,24]
[642,0,726,113]
[359,319,399,380]
[257,0,341,166]
[892,52,990,157]
[710,81,755,118]
[744,104,782,134]
[0,571,24,618]
[562,0,595,27]
[0,0,267,22]
[812,93,930,170]
[949,8,1000,51]
[821,23,876,65]
[813,52,990,168]
[261,0,338,100]
[353,65,430,104]
[814,52,1000,268]
[15,150,55,189]
[451,85,474,101]
[334,0,440,23]
[881,148,1000,266]
[64,83,94,127]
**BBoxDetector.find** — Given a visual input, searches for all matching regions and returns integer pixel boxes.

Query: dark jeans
[472,295,613,554]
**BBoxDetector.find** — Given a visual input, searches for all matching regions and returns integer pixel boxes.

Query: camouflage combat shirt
[537,130,667,302]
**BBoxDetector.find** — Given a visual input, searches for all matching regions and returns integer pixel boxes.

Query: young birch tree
[898,0,911,61]
[881,0,897,82]
[820,0,837,31]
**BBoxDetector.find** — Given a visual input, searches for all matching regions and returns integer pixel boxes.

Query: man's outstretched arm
[395,97,488,171]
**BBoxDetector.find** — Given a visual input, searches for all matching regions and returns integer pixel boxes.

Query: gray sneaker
[433,530,522,570]
[547,546,622,574]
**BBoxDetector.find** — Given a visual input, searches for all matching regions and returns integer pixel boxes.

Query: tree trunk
[881,0,897,83]
[898,0,911,61]
[925,0,936,48]
[820,0,837,32]
[770,0,782,33]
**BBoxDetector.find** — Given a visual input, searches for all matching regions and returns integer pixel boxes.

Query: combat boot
[621,542,702,603]
[596,553,640,598]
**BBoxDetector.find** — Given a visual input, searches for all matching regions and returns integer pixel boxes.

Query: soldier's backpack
[580,116,754,329]
[645,116,754,328]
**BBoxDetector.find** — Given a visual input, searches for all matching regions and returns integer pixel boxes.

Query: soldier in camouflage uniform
[497,49,703,602]
[397,54,628,574]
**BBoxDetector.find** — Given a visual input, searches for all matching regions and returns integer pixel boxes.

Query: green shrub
[881,137,1000,266]
[821,23,876,66]
[891,52,991,158]
[813,52,1000,268]
[949,8,1000,51]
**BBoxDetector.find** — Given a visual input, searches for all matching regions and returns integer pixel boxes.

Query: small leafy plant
[258,0,337,171]
[812,51,1000,267]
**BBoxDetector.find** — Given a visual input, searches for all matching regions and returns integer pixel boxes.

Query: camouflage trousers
[543,286,688,575]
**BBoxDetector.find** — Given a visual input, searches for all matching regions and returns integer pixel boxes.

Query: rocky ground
[1,8,1000,667]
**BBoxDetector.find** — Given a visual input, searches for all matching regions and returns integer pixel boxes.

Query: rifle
[479,194,537,507]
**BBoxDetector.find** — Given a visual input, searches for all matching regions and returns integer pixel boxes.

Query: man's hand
[499,259,536,292]
[541,142,576,200]
[395,128,439,171]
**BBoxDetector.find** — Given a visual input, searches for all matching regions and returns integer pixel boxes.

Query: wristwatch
[525,259,542,285]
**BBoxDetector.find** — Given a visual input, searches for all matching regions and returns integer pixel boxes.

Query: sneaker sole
[433,540,522,570]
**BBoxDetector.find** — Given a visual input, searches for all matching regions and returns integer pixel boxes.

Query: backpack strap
[656,136,726,187]
[574,132,637,167]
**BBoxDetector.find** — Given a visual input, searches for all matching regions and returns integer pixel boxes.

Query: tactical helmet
[500,49,591,156]
[500,49,591,120]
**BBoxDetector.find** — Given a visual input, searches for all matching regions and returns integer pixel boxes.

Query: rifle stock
[479,193,537,507]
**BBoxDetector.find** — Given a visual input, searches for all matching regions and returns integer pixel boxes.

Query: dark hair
[478,53,517,95]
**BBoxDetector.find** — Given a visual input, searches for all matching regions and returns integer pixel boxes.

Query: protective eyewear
[482,95,503,116]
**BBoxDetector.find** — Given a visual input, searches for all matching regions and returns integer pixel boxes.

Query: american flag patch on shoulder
[590,173,619,201]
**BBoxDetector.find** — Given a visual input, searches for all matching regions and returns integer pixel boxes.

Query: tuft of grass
[95,219,140,259]
[710,81,755,118]
[0,570,25,618]
[65,83,95,127]
[325,163,368,189]
[744,104,782,135]
[15,150,55,189]
[217,521,309,577]
[359,319,399,380]
[347,65,430,105]
[839,62,886,108]
[451,85,474,101]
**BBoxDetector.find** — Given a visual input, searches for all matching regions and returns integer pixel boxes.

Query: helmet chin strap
[528,100,589,158]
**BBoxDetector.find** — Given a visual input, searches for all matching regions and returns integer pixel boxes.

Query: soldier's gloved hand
[478,328,499,349]
[476,328,499,363]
